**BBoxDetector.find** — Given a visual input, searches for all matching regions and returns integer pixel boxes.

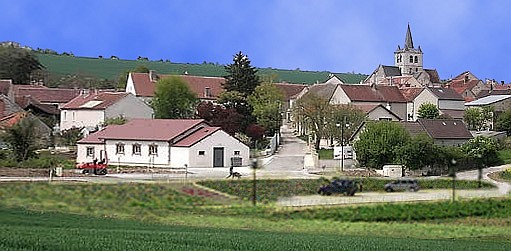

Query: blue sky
[1,0,510,82]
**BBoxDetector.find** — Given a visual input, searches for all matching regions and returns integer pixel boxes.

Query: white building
[76,119,250,168]
[60,92,153,131]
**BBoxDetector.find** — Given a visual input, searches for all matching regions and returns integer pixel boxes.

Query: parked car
[318,179,358,196]
[384,179,419,192]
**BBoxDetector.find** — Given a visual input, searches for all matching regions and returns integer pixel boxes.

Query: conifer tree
[223,51,260,95]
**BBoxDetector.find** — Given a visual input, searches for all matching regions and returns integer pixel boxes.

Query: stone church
[364,24,440,88]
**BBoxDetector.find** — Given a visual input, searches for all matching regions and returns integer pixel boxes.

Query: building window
[132,144,141,155]
[234,151,240,155]
[414,56,418,63]
[415,68,418,72]
[86,147,94,157]
[72,112,76,121]
[198,151,205,156]
[149,144,158,155]
[116,143,125,154]
[379,118,392,121]
[204,87,211,97]
[409,55,413,63]
[63,111,67,121]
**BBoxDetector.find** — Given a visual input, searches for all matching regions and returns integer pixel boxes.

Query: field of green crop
[37,54,338,84]
[0,181,509,250]
[1,206,510,251]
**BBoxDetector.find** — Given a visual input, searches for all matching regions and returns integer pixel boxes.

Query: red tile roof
[14,85,81,104]
[0,111,28,129]
[341,85,406,103]
[400,87,424,102]
[130,73,225,99]
[78,119,207,143]
[61,92,129,110]
[15,95,60,115]
[448,79,479,94]
[173,127,221,147]
[275,82,308,100]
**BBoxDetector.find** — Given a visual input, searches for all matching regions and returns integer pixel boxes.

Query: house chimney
[149,70,158,82]
[386,102,391,110]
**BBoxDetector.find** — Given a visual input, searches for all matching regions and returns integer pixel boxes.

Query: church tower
[394,24,423,75]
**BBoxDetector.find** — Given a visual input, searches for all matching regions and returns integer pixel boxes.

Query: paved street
[1,123,509,206]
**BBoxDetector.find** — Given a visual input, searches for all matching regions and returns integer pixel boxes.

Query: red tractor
[76,158,108,175]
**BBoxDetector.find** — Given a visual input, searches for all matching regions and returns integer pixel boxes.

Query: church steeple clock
[394,24,423,75]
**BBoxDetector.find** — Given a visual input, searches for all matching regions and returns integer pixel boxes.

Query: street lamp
[476,153,483,188]
[450,159,457,202]
[336,117,349,173]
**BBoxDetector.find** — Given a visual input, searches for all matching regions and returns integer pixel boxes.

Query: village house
[125,71,225,103]
[465,94,511,130]
[447,71,488,102]
[400,86,465,121]
[60,91,153,131]
[351,119,473,147]
[76,119,250,168]
[274,82,309,122]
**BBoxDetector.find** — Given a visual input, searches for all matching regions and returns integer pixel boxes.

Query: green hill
[36,53,367,85]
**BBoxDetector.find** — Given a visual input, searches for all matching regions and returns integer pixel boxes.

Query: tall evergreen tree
[223,51,260,95]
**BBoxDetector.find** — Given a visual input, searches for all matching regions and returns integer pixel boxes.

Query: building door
[213,147,224,167]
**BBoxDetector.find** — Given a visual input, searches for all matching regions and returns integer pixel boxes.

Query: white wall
[125,73,136,95]
[413,90,437,120]
[76,143,106,163]
[367,107,400,121]
[174,130,250,168]
[105,94,154,120]
[438,100,464,110]
[60,109,104,131]
[103,139,171,167]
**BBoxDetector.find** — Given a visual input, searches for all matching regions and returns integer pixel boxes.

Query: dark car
[384,179,419,192]
[318,179,358,196]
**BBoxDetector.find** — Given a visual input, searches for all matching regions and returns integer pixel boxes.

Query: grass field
[0,181,509,250]
[1,206,510,251]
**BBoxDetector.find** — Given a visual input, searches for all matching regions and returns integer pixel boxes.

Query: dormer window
[414,56,418,63]
[409,55,413,63]
[204,87,211,98]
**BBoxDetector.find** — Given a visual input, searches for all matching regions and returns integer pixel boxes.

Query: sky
[1,0,511,82]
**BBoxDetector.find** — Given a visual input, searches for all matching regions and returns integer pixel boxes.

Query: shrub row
[268,198,511,222]
[198,178,495,203]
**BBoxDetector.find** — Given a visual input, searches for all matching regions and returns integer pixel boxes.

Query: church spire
[404,23,414,49]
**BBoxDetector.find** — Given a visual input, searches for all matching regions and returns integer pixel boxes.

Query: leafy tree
[394,134,438,170]
[0,46,43,84]
[496,109,511,135]
[464,107,483,130]
[103,115,127,126]
[152,76,198,119]
[353,121,410,169]
[248,83,284,135]
[462,136,499,167]
[1,117,40,161]
[217,91,254,131]
[245,124,266,148]
[328,105,367,145]
[223,51,260,95]
[196,101,243,135]
[58,127,82,146]
[293,93,332,150]
[464,106,494,131]
[418,103,439,119]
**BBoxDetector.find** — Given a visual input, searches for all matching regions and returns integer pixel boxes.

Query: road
[1,123,509,206]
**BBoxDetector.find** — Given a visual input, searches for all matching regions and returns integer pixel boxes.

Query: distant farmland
[36,53,366,85]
